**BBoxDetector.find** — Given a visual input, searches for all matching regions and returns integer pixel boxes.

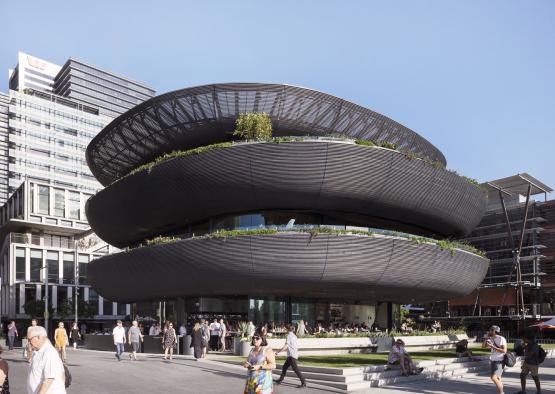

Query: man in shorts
[516,333,542,394]
[482,325,507,394]
[127,320,143,360]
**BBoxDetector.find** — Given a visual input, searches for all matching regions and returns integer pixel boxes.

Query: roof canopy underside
[483,173,553,196]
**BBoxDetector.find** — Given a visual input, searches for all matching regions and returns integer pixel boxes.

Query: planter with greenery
[233,112,273,141]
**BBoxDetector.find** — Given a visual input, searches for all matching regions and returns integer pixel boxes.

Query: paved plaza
[2,349,555,393]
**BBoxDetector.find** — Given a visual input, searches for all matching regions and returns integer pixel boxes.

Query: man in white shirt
[112,320,126,361]
[482,325,507,394]
[209,319,221,351]
[178,323,187,337]
[27,325,66,394]
[275,324,306,388]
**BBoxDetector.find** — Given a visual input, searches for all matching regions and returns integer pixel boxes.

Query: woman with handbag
[190,321,204,359]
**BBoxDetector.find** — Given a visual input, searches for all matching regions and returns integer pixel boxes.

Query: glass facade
[54,189,65,217]
[62,252,74,284]
[7,90,110,197]
[46,251,59,283]
[248,297,287,325]
[29,249,42,282]
[15,247,25,281]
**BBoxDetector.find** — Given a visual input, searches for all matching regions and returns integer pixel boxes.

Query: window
[30,183,35,213]
[30,249,42,282]
[57,286,68,312]
[54,189,65,217]
[47,251,59,283]
[68,192,80,219]
[117,303,126,316]
[15,248,25,281]
[78,254,88,285]
[25,284,37,306]
[62,252,74,284]
[38,185,49,215]
[103,297,113,316]
[81,194,92,218]
[88,289,98,315]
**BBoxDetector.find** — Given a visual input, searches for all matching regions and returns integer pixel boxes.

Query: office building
[0,52,154,328]
[54,58,156,118]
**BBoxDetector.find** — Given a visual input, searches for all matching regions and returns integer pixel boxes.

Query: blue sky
[1,0,554,199]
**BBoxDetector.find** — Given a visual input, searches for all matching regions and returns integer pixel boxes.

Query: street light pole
[44,259,49,336]
[74,245,78,325]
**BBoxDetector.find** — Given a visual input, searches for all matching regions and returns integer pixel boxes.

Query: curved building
[85,83,489,326]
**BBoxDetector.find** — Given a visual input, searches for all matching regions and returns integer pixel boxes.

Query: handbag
[493,337,516,367]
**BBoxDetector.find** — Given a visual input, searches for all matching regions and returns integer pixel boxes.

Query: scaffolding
[464,174,552,324]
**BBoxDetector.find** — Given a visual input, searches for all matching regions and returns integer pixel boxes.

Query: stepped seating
[276,356,493,391]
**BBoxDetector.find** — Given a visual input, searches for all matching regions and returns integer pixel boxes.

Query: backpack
[538,345,547,364]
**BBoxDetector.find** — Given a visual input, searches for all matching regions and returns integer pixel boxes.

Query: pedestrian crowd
[0,319,550,394]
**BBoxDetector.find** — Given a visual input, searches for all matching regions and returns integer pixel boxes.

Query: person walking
[127,320,143,361]
[26,326,66,393]
[201,319,210,358]
[275,324,307,388]
[243,333,276,394]
[54,322,69,363]
[113,320,126,361]
[209,319,221,351]
[190,321,204,360]
[516,333,542,394]
[69,322,80,350]
[24,319,38,361]
[482,325,507,394]
[6,322,17,351]
[219,319,227,352]
[0,345,10,393]
[162,322,177,360]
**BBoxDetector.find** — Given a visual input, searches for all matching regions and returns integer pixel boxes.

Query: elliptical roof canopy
[86,83,446,186]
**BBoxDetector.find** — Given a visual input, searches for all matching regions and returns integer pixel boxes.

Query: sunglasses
[253,336,261,340]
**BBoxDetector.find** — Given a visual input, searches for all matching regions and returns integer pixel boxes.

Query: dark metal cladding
[86,83,447,186]
[86,142,485,248]
[88,233,489,303]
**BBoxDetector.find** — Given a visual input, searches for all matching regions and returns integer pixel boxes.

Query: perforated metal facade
[86,83,447,186]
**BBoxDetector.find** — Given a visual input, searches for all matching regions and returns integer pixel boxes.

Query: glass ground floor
[133,296,401,332]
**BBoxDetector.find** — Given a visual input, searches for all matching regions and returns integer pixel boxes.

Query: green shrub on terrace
[145,235,180,246]
[116,137,480,190]
[354,139,376,147]
[126,142,233,178]
[204,228,486,258]
[233,112,273,141]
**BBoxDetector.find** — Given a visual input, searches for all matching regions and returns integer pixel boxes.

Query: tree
[24,299,45,318]
[233,112,273,141]
[78,299,95,319]
[57,298,72,320]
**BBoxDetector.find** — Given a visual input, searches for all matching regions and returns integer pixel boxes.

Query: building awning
[483,173,553,196]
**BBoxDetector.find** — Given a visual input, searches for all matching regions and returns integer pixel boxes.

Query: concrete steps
[215,348,555,392]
